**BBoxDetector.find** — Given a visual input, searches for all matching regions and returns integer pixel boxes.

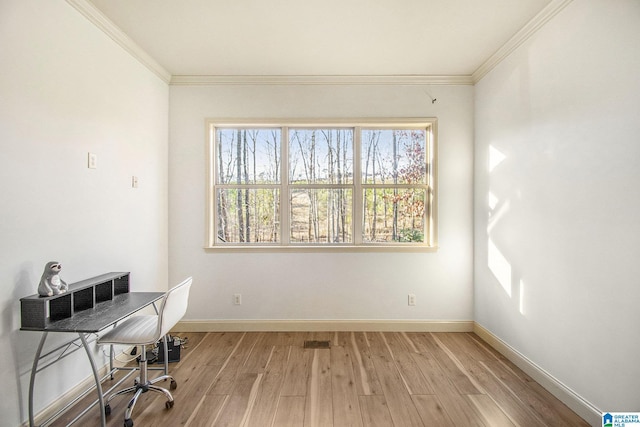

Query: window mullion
[207,123,215,247]
[281,126,290,246]
[353,126,362,245]
[428,125,437,247]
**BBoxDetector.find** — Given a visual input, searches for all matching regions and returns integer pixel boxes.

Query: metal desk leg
[29,332,48,427]
[109,344,114,380]
[78,333,106,427]
[153,302,169,376]
[162,335,169,376]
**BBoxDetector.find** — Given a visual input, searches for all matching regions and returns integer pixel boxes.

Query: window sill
[204,245,439,253]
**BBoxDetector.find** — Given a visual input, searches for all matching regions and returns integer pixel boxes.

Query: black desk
[23,288,163,427]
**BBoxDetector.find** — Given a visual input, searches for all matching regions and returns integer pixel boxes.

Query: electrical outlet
[408,293,416,306]
[132,176,139,188]
[233,294,242,305]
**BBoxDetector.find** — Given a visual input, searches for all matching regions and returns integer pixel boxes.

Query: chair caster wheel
[166,400,174,409]
[170,379,177,390]
[104,404,111,416]
[124,418,134,427]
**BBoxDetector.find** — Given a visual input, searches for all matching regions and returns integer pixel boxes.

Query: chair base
[105,374,176,426]
[104,347,177,427]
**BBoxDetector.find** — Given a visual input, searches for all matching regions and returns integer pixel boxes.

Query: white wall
[474,0,640,417]
[169,84,474,323]
[0,1,169,424]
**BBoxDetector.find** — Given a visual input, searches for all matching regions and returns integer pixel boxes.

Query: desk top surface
[22,292,164,333]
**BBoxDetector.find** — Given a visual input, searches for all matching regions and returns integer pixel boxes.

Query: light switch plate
[88,152,97,169]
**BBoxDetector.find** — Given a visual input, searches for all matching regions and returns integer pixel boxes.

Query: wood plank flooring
[50,332,589,427]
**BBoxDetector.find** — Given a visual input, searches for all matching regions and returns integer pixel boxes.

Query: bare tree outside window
[361,129,428,243]
[215,128,281,243]
[289,129,353,243]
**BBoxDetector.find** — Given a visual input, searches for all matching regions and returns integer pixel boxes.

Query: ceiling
[86,0,555,80]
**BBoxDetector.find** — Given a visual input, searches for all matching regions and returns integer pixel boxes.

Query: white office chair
[98,277,192,427]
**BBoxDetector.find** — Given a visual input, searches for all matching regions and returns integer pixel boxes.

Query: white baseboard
[174,319,474,332]
[473,323,601,426]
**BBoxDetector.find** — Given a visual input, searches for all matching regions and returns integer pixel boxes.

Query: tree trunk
[392,131,399,241]
[236,129,244,242]
[272,131,279,242]
[372,139,377,240]
[243,131,250,241]
[217,133,229,241]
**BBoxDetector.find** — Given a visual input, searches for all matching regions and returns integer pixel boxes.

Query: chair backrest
[156,277,192,339]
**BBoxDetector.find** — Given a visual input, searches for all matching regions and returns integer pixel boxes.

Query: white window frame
[205,118,438,251]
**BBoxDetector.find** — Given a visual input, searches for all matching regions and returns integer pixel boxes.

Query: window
[206,119,437,249]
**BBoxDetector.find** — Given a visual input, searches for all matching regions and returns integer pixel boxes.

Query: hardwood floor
[50,332,589,427]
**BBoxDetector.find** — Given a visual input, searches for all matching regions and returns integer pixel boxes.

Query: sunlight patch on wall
[488,191,499,210]
[488,238,512,297]
[487,199,510,233]
[489,145,506,172]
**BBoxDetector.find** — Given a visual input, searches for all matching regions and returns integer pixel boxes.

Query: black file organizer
[20,272,130,330]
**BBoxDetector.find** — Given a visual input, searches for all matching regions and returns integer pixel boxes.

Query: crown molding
[65,0,172,84]
[170,74,474,86]
[472,0,573,83]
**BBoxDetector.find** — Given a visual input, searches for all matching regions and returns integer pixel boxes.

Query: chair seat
[98,315,159,346]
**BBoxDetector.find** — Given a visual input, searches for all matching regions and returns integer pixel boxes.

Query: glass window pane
[363,188,426,243]
[290,189,353,243]
[361,129,427,185]
[216,128,281,184]
[289,129,353,184]
[216,189,280,243]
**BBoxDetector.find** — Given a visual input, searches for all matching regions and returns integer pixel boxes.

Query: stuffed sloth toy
[38,261,68,297]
